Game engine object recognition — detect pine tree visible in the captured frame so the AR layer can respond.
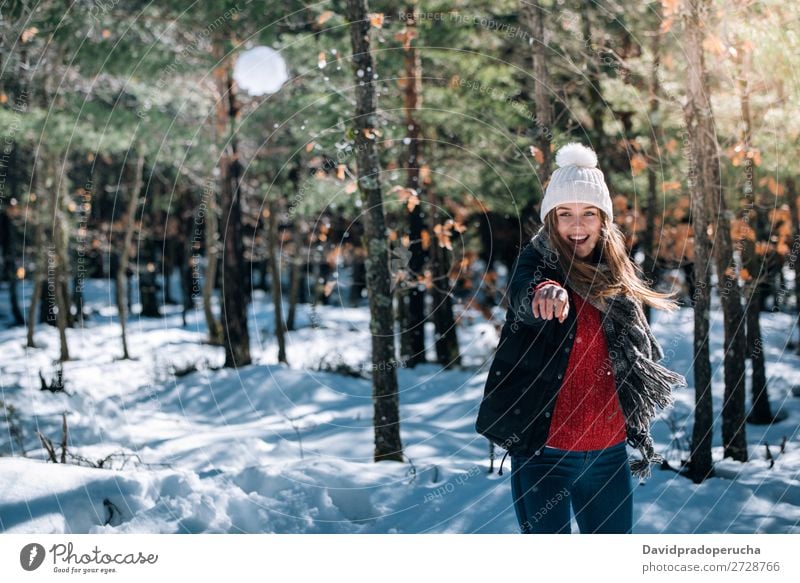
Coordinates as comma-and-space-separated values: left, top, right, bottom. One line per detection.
346, 0, 404, 462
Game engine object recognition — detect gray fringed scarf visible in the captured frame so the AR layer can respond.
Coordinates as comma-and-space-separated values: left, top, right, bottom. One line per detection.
531, 230, 688, 479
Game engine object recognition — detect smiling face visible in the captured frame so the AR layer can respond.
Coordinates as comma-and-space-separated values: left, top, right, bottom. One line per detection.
553, 203, 603, 259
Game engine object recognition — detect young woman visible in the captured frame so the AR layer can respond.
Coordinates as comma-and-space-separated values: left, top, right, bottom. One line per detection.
475, 142, 687, 534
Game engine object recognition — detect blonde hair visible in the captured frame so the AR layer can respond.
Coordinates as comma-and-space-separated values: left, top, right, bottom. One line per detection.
542, 208, 681, 312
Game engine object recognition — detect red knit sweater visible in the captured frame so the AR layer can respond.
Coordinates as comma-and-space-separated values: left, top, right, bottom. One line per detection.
533, 281, 626, 450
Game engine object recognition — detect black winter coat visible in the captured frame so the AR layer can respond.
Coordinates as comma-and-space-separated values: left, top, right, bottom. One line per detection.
475, 240, 608, 457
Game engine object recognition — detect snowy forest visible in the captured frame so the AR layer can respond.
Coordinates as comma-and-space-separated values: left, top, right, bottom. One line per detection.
1, 0, 799, 534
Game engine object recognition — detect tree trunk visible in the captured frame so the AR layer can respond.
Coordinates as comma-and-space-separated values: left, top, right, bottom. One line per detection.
683, 0, 716, 482
213, 34, 251, 368
286, 224, 303, 331
580, 5, 605, 155
520, 0, 553, 194
309, 243, 323, 310
117, 150, 145, 360
286, 169, 305, 331
202, 177, 223, 345
72, 268, 85, 327
427, 180, 461, 368
743, 263, 772, 423
733, 40, 773, 424
36, 148, 71, 361
348, 246, 366, 307
1, 141, 26, 326
26, 222, 45, 348
138, 252, 161, 318
684, 0, 748, 462
37, 186, 58, 328
786, 179, 800, 352
39, 276, 55, 326
204, 41, 225, 346
162, 235, 178, 305
643, 14, 663, 324
399, 7, 427, 367
267, 197, 287, 363
346, 0, 404, 463
50, 163, 70, 359
180, 236, 195, 327
1, 209, 25, 326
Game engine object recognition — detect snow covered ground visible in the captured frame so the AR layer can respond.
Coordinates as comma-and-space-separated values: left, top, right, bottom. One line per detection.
0, 274, 799, 533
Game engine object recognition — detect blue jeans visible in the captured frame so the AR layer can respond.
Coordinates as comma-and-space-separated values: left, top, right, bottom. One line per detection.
509, 441, 633, 533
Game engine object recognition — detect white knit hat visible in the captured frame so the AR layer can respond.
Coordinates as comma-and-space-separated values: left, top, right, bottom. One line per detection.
539, 142, 612, 222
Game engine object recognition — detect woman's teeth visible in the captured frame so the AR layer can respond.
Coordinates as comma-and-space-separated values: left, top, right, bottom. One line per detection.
569, 236, 589, 243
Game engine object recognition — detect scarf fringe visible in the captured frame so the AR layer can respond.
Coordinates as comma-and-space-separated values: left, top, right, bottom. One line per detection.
624, 358, 685, 430
630, 435, 665, 480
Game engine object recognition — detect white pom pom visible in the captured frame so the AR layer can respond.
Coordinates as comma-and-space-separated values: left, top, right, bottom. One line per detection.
555, 142, 598, 169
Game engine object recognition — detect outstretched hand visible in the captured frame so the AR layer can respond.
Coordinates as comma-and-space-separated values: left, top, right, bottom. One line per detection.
532, 283, 569, 323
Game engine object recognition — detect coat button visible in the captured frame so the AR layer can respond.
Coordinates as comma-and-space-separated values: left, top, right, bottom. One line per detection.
568, 333, 574, 339
556, 373, 563, 380
534, 449, 541, 456
544, 411, 551, 418
564, 347, 570, 353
